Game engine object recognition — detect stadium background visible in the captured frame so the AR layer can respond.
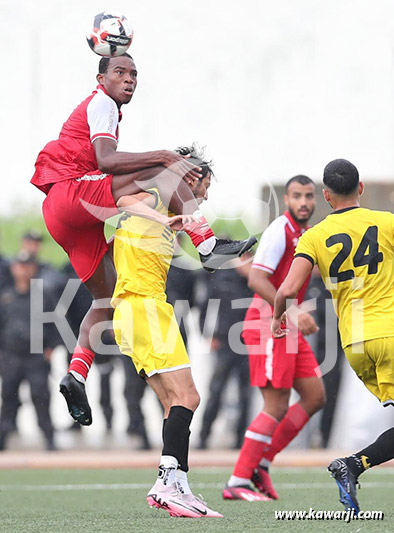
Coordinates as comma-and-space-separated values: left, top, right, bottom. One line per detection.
0, 0, 394, 456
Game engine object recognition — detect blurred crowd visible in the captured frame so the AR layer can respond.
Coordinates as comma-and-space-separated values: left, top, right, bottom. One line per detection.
0, 232, 342, 451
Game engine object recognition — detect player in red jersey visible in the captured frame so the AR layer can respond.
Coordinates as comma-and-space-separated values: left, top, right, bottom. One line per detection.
223, 175, 326, 501
31, 54, 256, 425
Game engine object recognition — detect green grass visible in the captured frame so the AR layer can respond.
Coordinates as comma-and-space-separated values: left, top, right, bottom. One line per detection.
0, 467, 392, 532
0, 213, 124, 267
0, 214, 67, 267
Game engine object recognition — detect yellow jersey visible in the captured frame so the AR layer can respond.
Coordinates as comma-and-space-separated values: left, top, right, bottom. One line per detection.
295, 207, 394, 348
112, 189, 175, 303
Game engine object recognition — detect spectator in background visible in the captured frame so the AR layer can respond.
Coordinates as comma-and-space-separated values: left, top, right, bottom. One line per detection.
61, 261, 92, 351
122, 355, 152, 449
94, 336, 117, 432
61, 261, 118, 432
0, 252, 59, 450
197, 254, 253, 449
62, 260, 150, 438
21, 230, 66, 299
20, 230, 43, 256
0, 245, 12, 291
166, 234, 198, 347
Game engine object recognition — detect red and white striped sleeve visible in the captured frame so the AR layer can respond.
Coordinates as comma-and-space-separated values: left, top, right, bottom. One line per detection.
252, 215, 287, 274
87, 91, 119, 143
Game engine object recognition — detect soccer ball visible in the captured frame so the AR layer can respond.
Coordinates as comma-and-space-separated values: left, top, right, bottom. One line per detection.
86, 12, 133, 57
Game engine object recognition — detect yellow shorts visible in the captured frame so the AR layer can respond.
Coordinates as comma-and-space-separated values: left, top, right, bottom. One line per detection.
113, 294, 190, 378
344, 337, 394, 406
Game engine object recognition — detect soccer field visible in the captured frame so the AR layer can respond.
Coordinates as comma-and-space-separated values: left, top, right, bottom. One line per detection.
0, 467, 392, 533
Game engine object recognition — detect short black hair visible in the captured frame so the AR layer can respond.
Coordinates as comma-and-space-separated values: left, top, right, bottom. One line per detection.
175, 143, 214, 179
98, 52, 133, 74
285, 174, 314, 191
23, 230, 43, 242
323, 159, 359, 195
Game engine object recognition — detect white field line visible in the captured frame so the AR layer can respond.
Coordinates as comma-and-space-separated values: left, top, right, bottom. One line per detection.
189, 466, 394, 476
0, 481, 394, 491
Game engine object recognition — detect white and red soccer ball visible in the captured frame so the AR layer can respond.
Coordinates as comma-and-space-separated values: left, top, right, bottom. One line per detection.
86, 12, 133, 57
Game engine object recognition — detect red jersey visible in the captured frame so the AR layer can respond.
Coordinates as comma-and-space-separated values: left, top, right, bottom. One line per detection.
31, 85, 121, 194
245, 211, 311, 324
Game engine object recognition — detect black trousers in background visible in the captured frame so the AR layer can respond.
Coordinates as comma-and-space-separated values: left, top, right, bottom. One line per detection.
199, 341, 251, 449
122, 355, 151, 449
94, 355, 117, 430
0, 351, 54, 445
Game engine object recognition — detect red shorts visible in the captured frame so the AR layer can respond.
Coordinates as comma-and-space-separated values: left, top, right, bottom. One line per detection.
42, 172, 118, 282
243, 324, 321, 389
244, 333, 321, 389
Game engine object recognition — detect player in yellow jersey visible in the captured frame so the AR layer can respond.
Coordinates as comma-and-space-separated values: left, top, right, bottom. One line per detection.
112, 145, 251, 518
271, 159, 394, 514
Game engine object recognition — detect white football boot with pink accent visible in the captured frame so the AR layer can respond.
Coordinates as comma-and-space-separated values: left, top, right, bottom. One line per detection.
180, 492, 223, 517
148, 480, 224, 518
147, 480, 196, 517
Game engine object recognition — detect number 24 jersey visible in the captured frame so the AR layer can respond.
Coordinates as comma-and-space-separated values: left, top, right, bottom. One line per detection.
295, 207, 394, 348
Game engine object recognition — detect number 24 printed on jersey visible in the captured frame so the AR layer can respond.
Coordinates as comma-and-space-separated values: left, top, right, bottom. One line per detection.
326, 225, 383, 282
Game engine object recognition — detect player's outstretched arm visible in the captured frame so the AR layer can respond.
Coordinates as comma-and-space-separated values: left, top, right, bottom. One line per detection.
94, 138, 202, 183
117, 193, 197, 230
272, 257, 313, 337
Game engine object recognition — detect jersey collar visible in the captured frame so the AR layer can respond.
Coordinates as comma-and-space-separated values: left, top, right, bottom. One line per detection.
96, 85, 123, 121
283, 210, 309, 233
331, 206, 360, 214
97, 84, 109, 96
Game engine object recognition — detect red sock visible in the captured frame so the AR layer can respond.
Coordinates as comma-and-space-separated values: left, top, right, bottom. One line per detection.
184, 216, 215, 248
233, 412, 278, 479
263, 403, 309, 462
68, 347, 95, 380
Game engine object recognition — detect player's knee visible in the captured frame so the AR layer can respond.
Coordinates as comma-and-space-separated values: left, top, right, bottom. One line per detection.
303, 387, 326, 415
276, 404, 289, 421
193, 390, 201, 411
184, 389, 200, 412
264, 401, 288, 421
264, 391, 290, 421
313, 381, 326, 411
160, 398, 172, 416
315, 387, 326, 412
166, 386, 200, 413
